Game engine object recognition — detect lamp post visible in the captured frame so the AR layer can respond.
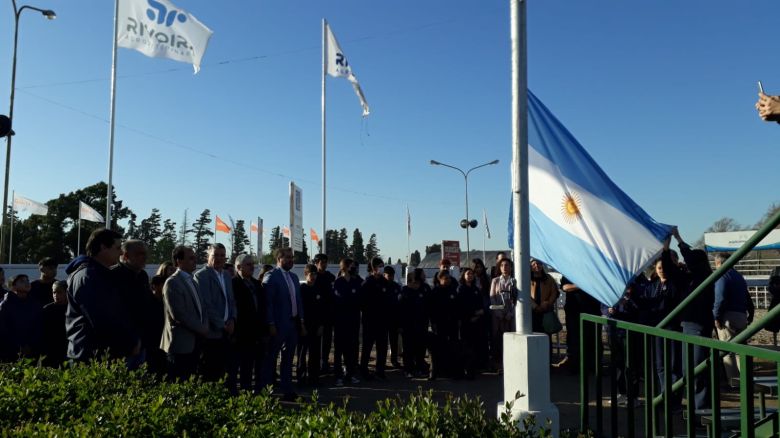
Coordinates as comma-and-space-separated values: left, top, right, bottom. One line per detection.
0, 1, 56, 263
430, 159, 499, 261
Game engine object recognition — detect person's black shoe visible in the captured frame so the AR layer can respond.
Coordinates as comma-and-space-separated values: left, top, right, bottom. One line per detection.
375, 372, 387, 380
391, 361, 402, 369
427, 373, 437, 381
281, 392, 298, 402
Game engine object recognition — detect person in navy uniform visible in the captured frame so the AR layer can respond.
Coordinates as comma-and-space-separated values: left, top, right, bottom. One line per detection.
297, 264, 324, 386
383, 265, 403, 369
457, 268, 484, 379
313, 254, 336, 374
400, 268, 430, 378
333, 258, 362, 387
359, 257, 393, 380
428, 270, 460, 380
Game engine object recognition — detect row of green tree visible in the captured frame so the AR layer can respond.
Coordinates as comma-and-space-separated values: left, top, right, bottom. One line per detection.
7, 182, 395, 266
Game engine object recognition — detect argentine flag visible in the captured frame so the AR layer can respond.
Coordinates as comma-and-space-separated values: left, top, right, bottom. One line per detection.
511, 91, 672, 307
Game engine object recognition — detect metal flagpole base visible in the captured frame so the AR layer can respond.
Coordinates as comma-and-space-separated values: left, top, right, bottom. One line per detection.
497, 332, 559, 437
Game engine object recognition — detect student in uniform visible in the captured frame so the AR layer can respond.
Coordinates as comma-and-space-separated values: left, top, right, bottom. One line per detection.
333, 258, 362, 386
457, 268, 484, 379
400, 269, 430, 378
428, 270, 460, 380
383, 266, 403, 369
359, 257, 392, 380
297, 264, 323, 386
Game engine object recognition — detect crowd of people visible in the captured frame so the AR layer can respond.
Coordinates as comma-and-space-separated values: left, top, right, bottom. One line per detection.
0, 226, 758, 407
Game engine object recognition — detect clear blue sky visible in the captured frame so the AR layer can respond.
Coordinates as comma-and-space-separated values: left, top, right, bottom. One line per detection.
1, 1, 778, 262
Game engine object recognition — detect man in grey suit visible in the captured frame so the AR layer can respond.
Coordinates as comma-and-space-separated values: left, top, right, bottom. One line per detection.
194, 243, 237, 383
261, 247, 305, 401
160, 246, 207, 381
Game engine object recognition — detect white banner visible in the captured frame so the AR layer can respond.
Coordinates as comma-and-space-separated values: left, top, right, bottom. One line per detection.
117, 0, 213, 73
705, 229, 780, 251
79, 201, 105, 223
325, 23, 370, 116
289, 182, 303, 253
13, 195, 48, 216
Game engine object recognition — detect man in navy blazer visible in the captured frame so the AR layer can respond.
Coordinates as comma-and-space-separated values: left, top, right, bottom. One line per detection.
261, 247, 305, 401
194, 243, 237, 383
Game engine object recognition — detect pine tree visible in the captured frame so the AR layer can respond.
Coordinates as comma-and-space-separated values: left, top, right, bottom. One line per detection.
410, 250, 421, 267
126, 213, 140, 239
338, 228, 349, 261
365, 233, 380, 262
269, 226, 282, 252
179, 209, 190, 245
191, 209, 214, 264
349, 228, 366, 263
154, 219, 178, 264
324, 230, 339, 261
138, 209, 163, 255
231, 220, 250, 260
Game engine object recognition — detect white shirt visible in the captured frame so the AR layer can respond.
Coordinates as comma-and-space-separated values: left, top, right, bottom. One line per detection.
283, 269, 298, 318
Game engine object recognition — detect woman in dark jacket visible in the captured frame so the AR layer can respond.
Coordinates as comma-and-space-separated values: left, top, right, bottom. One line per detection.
457, 268, 484, 379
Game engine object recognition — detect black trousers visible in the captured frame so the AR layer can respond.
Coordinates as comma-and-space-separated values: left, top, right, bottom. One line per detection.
388, 324, 400, 364
297, 330, 322, 383
360, 323, 388, 375
167, 350, 199, 382
334, 320, 359, 378
402, 326, 428, 373
320, 323, 333, 369
237, 342, 266, 392
201, 338, 228, 382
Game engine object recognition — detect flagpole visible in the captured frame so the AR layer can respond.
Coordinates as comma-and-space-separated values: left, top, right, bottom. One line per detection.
258, 217, 262, 262
8, 190, 13, 264
77, 208, 81, 256
482, 209, 487, 263
500, 0, 559, 432
406, 206, 410, 266
105, 0, 120, 229
321, 18, 327, 256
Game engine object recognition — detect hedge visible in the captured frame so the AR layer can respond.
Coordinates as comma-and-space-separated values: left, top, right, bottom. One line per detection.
0, 359, 559, 437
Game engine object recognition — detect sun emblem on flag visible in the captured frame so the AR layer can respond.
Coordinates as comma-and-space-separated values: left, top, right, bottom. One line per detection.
561, 191, 583, 223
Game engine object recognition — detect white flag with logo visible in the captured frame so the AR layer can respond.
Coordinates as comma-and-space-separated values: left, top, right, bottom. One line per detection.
117, 0, 213, 73
13, 195, 48, 216
326, 22, 370, 117
79, 201, 105, 223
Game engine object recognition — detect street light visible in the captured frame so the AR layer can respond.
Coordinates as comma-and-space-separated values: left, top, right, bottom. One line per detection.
430, 158, 499, 261
1, 1, 56, 262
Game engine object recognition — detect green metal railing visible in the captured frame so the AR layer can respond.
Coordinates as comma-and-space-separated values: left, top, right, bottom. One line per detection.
580, 209, 780, 437
579, 314, 780, 437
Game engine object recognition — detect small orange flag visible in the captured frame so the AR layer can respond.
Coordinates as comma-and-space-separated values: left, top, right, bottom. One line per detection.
310, 228, 319, 242
251, 223, 259, 232
282, 226, 290, 238
215, 215, 231, 233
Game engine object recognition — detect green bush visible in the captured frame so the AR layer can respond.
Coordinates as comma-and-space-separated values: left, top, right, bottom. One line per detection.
0, 360, 553, 437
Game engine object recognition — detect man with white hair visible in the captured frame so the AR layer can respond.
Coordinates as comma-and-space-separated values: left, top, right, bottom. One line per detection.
194, 243, 237, 384
232, 253, 267, 393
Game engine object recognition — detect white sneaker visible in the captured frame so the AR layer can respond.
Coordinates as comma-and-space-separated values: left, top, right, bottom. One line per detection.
349, 376, 361, 384
335, 378, 344, 387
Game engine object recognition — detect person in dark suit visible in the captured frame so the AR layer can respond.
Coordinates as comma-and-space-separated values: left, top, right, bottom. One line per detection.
29, 257, 58, 308
313, 254, 336, 374
112, 239, 153, 370
41, 281, 68, 367
359, 257, 393, 380
232, 253, 267, 393
298, 264, 324, 386
0, 275, 43, 361
65, 228, 139, 362
261, 247, 305, 401
194, 243, 237, 384
161, 246, 208, 381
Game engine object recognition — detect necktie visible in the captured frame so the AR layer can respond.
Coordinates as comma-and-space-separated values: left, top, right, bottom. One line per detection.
284, 271, 298, 317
